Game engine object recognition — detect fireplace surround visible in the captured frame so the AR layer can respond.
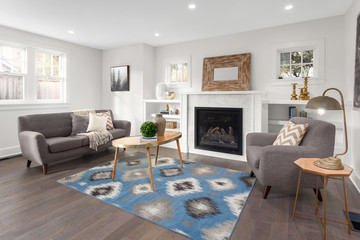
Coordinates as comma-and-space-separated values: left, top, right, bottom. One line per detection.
195, 107, 243, 155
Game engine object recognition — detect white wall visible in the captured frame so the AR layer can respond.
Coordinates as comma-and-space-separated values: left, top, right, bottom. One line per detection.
345, 0, 360, 191
101, 44, 156, 136
0, 25, 102, 158
155, 16, 346, 100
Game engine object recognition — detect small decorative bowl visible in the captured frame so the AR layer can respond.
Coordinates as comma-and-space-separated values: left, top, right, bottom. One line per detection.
165, 91, 176, 100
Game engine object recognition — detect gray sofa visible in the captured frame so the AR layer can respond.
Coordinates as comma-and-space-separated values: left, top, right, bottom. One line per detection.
18, 110, 131, 175
246, 117, 335, 199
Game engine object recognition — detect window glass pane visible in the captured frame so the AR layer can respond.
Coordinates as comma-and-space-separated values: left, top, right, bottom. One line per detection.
168, 63, 188, 83
0, 75, 23, 99
303, 50, 313, 63
291, 65, 301, 77
35, 52, 43, 63
291, 52, 301, 64
36, 64, 43, 75
280, 52, 290, 65
279, 65, 290, 79
182, 64, 188, 82
37, 77, 60, 99
302, 64, 313, 77
0, 46, 26, 74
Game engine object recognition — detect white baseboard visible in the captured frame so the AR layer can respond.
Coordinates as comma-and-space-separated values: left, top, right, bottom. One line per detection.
350, 171, 360, 194
0, 146, 21, 159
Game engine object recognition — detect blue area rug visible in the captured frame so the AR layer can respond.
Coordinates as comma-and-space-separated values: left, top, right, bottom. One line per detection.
57, 152, 255, 240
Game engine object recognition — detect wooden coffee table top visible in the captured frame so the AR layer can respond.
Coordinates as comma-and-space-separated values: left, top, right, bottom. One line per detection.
294, 158, 353, 177
112, 131, 182, 149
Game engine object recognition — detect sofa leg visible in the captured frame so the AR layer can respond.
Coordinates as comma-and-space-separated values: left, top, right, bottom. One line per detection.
313, 188, 323, 202
27, 160, 32, 168
263, 186, 271, 199
42, 164, 48, 175
249, 171, 255, 178
123, 148, 126, 151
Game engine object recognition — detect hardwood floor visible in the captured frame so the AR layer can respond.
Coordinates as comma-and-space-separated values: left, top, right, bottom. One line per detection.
1, 147, 360, 240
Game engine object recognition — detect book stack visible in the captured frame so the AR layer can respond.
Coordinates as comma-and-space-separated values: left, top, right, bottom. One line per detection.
289, 106, 298, 119
140, 136, 157, 142
160, 110, 169, 114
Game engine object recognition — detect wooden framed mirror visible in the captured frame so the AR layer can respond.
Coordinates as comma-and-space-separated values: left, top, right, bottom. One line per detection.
202, 53, 251, 91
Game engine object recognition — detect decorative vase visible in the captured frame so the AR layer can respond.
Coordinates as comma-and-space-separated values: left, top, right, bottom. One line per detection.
154, 114, 166, 136
156, 81, 169, 100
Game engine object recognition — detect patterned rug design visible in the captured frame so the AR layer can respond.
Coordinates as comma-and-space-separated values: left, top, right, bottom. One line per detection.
57, 153, 255, 240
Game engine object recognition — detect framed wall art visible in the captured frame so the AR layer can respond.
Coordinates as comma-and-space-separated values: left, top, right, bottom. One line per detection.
111, 65, 129, 91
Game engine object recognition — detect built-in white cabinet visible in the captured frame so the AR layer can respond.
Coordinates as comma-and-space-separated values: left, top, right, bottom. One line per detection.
143, 99, 182, 148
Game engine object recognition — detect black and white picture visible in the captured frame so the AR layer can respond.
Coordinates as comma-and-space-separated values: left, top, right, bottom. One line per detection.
354, 15, 360, 109
111, 65, 129, 91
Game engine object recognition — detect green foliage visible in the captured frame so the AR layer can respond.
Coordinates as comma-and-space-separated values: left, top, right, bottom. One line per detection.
140, 121, 157, 137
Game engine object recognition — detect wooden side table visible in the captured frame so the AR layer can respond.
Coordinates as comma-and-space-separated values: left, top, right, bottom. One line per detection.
111, 131, 183, 191
293, 158, 353, 240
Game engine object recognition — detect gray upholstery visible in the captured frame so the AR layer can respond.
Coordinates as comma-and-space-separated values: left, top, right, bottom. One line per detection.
18, 110, 131, 168
246, 117, 335, 189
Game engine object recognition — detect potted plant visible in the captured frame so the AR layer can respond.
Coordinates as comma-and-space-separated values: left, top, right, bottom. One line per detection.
140, 121, 157, 139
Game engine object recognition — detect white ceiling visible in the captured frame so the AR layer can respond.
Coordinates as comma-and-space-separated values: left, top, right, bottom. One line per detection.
0, 0, 353, 50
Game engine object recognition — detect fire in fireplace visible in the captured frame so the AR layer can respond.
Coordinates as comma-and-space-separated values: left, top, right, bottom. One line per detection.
195, 107, 243, 155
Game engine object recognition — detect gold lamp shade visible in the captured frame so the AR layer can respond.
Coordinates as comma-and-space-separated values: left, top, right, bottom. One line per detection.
305, 88, 348, 170
305, 96, 342, 110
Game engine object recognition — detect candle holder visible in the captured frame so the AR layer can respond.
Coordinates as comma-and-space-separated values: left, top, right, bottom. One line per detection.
302, 76, 310, 100
291, 83, 298, 100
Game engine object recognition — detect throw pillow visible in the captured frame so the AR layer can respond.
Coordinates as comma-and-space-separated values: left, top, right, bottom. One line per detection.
96, 111, 114, 130
87, 113, 108, 132
71, 114, 89, 135
273, 120, 308, 146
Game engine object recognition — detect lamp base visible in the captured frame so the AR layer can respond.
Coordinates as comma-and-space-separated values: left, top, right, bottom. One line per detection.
314, 157, 344, 170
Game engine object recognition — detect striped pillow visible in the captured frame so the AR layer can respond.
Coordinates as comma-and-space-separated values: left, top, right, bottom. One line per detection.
273, 120, 308, 146
96, 111, 114, 130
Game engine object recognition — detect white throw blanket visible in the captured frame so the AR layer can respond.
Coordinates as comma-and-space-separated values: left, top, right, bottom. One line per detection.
73, 109, 113, 151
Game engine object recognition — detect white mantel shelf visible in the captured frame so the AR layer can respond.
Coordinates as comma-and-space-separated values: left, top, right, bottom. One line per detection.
181, 91, 264, 95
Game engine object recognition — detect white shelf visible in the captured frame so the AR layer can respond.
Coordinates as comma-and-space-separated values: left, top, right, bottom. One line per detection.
151, 114, 181, 119
143, 99, 180, 103
181, 91, 264, 95
263, 99, 309, 105
166, 128, 180, 132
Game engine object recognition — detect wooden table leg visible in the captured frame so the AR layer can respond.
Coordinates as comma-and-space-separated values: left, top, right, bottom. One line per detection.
155, 146, 159, 166
146, 147, 155, 191
176, 139, 184, 169
112, 147, 119, 181
293, 170, 302, 221
342, 177, 351, 235
323, 176, 327, 240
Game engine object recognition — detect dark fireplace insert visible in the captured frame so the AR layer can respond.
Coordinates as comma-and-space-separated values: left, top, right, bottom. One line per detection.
195, 107, 243, 155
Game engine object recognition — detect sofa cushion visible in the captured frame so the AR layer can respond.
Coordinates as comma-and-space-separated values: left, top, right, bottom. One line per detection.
71, 114, 89, 135
273, 120, 308, 146
246, 146, 263, 169
109, 129, 126, 139
46, 136, 83, 153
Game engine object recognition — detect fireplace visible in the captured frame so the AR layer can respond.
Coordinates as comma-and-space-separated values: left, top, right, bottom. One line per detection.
195, 107, 243, 155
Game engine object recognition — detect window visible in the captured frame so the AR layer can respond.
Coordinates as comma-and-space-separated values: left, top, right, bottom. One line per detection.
273, 39, 325, 85
35, 50, 65, 100
0, 45, 26, 100
164, 56, 191, 88
0, 41, 66, 104
279, 50, 313, 79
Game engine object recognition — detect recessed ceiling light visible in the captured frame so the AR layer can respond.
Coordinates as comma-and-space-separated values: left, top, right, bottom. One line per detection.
67, 30, 75, 34
284, 5, 293, 10
154, 33, 160, 37
188, 4, 196, 9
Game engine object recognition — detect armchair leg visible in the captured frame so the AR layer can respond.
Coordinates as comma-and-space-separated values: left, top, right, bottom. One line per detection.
123, 148, 126, 151
42, 164, 48, 175
27, 160, 32, 168
313, 188, 323, 202
249, 171, 255, 177
263, 186, 271, 199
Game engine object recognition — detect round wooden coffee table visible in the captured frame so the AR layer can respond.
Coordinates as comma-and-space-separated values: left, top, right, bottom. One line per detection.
111, 131, 183, 191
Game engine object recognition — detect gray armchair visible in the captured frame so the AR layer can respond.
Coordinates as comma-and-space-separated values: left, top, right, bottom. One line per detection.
246, 117, 336, 199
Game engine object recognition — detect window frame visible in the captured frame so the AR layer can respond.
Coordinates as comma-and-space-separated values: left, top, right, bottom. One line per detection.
0, 42, 27, 102
0, 40, 67, 105
272, 39, 325, 86
163, 56, 191, 89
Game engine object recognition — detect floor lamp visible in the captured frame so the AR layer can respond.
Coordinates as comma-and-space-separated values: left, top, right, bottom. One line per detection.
305, 88, 348, 170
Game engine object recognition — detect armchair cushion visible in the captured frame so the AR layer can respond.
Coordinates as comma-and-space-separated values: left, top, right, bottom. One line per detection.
273, 120, 308, 146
